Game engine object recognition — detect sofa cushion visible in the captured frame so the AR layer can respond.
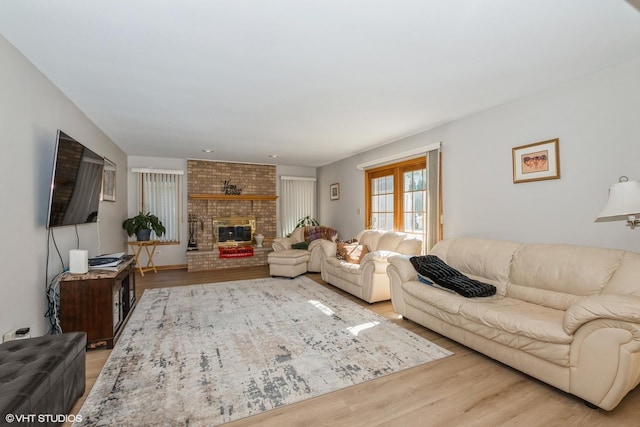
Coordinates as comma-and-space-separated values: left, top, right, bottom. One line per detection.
404, 277, 570, 346
458, 298, 571, 345
289, 227, 305, 243
508, 244, 623, 310
395, 237, 423, 255
402, 280, 467, 315
358, 230, 384, 251
432, 238, 522, 297
377, 232, 410, 251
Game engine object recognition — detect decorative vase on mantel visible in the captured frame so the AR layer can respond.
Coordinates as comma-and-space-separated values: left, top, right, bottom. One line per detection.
254, 234, 265, 248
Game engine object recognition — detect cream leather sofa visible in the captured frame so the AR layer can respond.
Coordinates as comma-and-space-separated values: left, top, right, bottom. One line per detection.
272, 226, 338, 272
387, 238, 640, 410
319, 230, 422, 303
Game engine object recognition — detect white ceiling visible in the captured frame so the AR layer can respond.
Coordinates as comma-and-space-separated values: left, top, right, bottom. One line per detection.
1, 1, 640, 167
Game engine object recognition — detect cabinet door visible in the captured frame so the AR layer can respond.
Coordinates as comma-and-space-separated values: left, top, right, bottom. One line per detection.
120, 265, 136, 315
112, 280, 123, 333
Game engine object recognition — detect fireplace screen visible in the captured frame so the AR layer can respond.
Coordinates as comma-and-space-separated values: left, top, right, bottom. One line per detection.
213, 217, 256, 246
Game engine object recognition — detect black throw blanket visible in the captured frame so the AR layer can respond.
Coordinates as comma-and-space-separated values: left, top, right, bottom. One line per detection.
410, 255, 496, 298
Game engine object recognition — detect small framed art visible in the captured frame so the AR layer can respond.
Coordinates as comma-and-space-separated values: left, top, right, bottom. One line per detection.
512, 138, 560, 184
330, 183, 340, 200
102, 158, 116, 201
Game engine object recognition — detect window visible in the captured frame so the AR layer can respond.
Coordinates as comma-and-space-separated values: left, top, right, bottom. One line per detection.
135, 170, 182, 242
280, 176, 316, 237
365, 151, 441, 253
366, 158, 426, 237
403, 166, 427, 237
369, 171, 395, 231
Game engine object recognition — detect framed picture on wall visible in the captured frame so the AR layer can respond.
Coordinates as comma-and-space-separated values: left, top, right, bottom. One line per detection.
512, 138, 560, 183
330, 183, 340, 200
102, 158, 116, 201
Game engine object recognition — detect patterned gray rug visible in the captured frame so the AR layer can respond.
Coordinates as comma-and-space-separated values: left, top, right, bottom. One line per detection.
75, 276, 452, 426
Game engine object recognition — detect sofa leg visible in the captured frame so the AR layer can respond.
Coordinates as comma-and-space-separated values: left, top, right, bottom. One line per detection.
583, 400, 598, 409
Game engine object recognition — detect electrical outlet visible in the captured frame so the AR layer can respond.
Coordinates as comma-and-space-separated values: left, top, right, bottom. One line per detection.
3, 329, 16, 342
3, 327, 31, 342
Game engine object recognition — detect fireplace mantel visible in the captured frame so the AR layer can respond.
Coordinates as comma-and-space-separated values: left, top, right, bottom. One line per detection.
189, 194, 278, 201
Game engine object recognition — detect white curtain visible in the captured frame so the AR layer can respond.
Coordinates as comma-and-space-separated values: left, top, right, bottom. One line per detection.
138, 172, 181, 242
425, 146, 441, 253
280, 176, 316, 237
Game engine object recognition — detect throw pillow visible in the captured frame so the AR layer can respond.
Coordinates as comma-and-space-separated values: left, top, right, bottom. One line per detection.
336, 239, 357, 260
291, 241, 309, 250
345, 244, 369, 264
336, 242, 349, 260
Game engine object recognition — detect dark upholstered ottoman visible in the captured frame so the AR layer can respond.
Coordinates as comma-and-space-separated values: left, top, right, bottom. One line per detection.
0, 332, 86, 426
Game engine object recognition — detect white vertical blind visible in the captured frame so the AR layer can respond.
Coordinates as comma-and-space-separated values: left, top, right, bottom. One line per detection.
137, 172, 181, 242
280, 176, 316, 237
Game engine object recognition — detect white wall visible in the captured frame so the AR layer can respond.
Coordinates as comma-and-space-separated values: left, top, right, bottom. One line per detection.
319, 58, 640, 252
0, 36, 128, 337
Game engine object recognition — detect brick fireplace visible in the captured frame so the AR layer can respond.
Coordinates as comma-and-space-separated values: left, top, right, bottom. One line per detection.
186, 160, 277, 271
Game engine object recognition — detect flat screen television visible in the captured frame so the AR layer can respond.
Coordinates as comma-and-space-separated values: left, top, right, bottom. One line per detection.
46, 130, 105, 228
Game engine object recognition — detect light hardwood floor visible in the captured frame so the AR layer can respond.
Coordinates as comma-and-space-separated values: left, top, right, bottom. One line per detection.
67, 267, 640, 426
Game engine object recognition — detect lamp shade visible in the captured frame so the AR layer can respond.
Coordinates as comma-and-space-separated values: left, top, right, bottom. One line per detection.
597, 180, 640, 220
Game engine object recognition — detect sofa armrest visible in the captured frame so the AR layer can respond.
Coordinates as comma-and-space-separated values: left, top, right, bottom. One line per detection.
317, 239, 337, 258
387, 254, 419, 283
272, 237, 295, 251
361, 250, 399, 273
564, 294, 640, 335
307, 239, 324, 251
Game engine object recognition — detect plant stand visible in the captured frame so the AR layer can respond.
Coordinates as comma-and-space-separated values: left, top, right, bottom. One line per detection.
128, 240, 159, 276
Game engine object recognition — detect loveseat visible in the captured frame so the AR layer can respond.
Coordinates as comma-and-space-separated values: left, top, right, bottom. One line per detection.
272, 225, 338, 272
387, 238, 640, 410
319, 230, 422, 303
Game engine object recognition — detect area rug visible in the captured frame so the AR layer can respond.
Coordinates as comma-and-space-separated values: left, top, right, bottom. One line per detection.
75, 276, 452, 426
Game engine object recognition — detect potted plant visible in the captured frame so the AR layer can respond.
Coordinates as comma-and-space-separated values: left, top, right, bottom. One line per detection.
122, 211, 166, 241
286, 216, 320, 237
294, 215, 319, 228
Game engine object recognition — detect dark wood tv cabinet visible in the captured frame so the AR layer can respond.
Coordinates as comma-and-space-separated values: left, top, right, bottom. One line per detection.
60, 258, 136, 349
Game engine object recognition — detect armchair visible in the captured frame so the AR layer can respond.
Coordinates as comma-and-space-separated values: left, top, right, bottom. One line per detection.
272, 225, 338, 272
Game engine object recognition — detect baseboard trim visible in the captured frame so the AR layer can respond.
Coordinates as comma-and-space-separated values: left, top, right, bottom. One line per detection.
155, 264, 188, 271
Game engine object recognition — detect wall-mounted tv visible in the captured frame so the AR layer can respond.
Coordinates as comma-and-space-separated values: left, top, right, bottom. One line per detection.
47, 130, 105, 228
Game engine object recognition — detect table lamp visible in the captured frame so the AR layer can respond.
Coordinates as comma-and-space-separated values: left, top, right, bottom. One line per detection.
596, 176, 640, 229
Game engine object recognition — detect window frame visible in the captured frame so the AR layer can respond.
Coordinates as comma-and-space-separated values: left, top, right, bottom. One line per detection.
365, 158, 427, 232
